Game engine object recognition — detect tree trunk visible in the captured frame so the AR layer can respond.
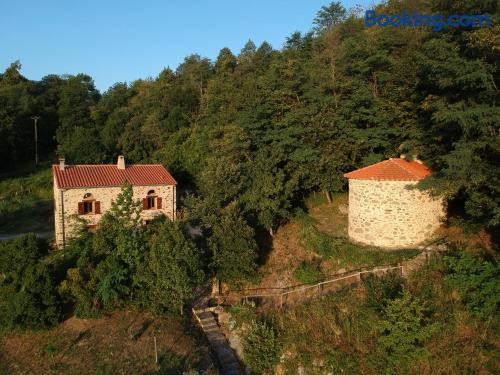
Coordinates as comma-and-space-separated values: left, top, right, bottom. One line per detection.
269, 227, 274, 237
371, 71, 378, 98
324, 191, 333, 204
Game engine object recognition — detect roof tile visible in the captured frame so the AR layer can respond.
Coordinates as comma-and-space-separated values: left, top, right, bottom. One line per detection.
53, 164, 177, 189
344, 158, 431, 181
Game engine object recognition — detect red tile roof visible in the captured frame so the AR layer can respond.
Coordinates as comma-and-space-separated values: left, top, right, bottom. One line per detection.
344, 158, 431, 181
53, 164, 177, 189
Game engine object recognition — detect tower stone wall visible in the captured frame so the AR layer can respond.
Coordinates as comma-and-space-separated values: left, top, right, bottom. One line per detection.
347, 179, 444, 249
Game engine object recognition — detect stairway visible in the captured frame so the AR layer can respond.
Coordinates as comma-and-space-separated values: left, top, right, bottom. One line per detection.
193, 308, 243, 375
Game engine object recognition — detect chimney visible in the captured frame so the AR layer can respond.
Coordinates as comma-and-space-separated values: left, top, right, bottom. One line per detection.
59, 157, 65, 171
400, 154, 406, 160
117, 155, 126, 170
412, 154, 423, 164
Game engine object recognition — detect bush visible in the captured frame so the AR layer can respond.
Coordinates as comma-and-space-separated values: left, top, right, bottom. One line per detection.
0, 234, 62, 331
243, 320, 282, 374
363, 272, 404, 312
377, 289, 437, 374
229, 300, 257, 330
294, 260, 323, 284
445, 251, 499, 318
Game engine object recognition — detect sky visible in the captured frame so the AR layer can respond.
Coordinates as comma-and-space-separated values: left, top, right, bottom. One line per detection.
1, 0, 374, 92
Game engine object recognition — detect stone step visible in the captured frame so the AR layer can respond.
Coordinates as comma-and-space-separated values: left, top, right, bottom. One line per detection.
193, 308, 242, 375
196, 311, 213, 320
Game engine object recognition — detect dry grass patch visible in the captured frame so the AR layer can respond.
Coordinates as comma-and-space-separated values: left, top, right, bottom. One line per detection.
0, 310, 216, 375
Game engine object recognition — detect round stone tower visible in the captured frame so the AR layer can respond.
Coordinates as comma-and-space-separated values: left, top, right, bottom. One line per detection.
344, 157, 444, 249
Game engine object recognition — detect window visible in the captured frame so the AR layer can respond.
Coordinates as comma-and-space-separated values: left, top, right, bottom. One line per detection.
83, 201, 93, 214
143, 190, 161, 210
78, 193, 101, 215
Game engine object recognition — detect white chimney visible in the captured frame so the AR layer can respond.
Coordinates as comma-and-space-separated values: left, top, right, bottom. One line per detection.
400, 154, 406, 160
59, 157, 65, 171
117, 155, 126, 170
412, 154, 423, 164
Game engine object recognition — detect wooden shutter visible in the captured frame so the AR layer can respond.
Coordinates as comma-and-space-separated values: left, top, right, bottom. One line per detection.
94, 201, 101, 214
142, 198, 148, 210
78, 202, 84, 215
156, 197, 162, 209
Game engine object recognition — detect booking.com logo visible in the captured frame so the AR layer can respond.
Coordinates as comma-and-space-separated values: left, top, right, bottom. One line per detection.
365, 10, 491, 31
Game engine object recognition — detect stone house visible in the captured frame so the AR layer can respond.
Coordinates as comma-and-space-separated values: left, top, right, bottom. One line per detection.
344, 157, 444, 249
52, 156, 177, 248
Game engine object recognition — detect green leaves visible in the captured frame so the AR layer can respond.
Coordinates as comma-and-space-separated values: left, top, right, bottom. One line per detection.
208, 203, 258, 283
0, 234, 62, 331
377, 289, 437, 374
445, 252, 500, 318
242, 320, 282, 374
144, 221, 204, 314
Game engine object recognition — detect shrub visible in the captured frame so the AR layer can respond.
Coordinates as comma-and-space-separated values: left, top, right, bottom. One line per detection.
294, 260, 323, 284
0, 234, 62, 331
229, 300, 257, 330
445, 251, 499, 318
363, 271, 404, 312
377, 289, 437, 374
243, 320, 282, 374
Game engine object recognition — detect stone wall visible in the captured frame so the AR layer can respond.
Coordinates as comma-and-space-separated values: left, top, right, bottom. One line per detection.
347, 179, 444, 249
54, 180, 176, 247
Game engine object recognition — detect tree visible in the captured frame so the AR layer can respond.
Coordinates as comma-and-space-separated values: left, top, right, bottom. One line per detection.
313, 1, 346, 34
144, 220, 204, 314
377, 289, 437, 373
209, 204, 258, 285
445, 252, 499, 318
0, 234, 62, 330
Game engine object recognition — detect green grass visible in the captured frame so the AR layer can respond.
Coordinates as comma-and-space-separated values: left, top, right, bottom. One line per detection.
293, 260, 324, 284
0, 167, 53, 234
295, 211, 419, 270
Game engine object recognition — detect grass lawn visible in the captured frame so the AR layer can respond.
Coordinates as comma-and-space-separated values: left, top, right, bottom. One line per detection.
0, 165, 53, 235
0, 310, 216, 375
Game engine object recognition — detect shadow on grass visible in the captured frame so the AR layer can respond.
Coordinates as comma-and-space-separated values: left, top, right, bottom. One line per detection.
0, 199, 53, 234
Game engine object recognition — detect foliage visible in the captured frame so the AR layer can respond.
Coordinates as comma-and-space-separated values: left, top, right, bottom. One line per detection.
229, 300, 257, 331
142, 220, 204, 314
242, 320, 282, 375
297, 214, 419, 268
363, 272, 404, 312
377, 289, 437, 374
293, 260, 324, 284
0, 167, 53, 233
208, 203, 258, 283
2, 0, 499, 236
445, 251, 500, 318
0, 234, 62, 330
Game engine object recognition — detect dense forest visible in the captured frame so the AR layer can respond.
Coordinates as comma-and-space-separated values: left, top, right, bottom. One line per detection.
1, 0, 498, 236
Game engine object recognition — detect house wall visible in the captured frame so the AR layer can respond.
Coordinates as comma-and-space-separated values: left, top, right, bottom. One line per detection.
54, 182, 176, 248
347, 179, 444, 249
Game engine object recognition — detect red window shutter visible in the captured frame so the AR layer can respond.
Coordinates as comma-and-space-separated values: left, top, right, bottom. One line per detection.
78, 202, 84, 215
156, 197, 162, 209
143, 198, 148, 210
94, 201, 101, 214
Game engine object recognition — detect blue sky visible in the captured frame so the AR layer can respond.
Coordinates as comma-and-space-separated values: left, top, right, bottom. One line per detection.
1, 0, 374, 92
